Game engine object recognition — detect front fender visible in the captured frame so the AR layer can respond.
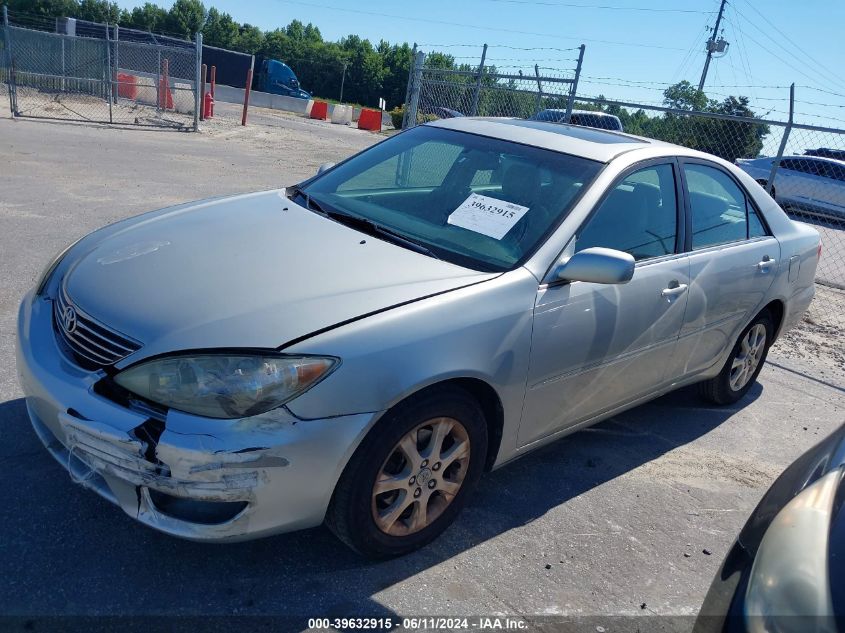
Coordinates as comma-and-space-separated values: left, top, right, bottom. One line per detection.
282, 268, 539, 465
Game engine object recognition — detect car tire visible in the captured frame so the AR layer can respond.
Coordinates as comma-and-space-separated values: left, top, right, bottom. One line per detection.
325, 385, 488, 558
699, 312, 774, 405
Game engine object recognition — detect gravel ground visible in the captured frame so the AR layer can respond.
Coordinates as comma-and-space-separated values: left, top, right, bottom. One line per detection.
774, 283, 845, 386
1, 112, 844, 630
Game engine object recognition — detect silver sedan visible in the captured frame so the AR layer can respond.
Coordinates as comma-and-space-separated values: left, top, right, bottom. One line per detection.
17, 118, 820, 557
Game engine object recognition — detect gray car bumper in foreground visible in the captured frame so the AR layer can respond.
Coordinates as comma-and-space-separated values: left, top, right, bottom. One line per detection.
16, 291, 379, 542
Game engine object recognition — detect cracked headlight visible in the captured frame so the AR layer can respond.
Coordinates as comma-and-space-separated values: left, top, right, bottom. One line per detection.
114, 353, 338, 419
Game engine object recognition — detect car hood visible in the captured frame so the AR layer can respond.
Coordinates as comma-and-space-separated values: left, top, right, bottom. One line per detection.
62, 189, 496, 364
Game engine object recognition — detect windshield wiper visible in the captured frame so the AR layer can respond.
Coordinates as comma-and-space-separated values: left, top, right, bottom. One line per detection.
325, 210, 442, 260
287, 184, 330, 216
288, 187, 441, 260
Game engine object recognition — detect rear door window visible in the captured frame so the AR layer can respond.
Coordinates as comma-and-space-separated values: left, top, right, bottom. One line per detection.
684, 163, 767, 249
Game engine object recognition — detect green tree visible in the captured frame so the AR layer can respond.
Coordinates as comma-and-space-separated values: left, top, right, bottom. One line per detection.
663, 80, 708, 111
235, 23, 264, 53
303, 23, 322, 43
703, 95, 769, 160
6, 0, 78, 19
166, 0, 206, 38
123, 2, 168, 31
77, 0, 120, 23
203, 7, 239, 48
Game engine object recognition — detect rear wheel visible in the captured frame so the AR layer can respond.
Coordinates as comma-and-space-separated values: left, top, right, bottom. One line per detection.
326, 386, 487, 558
699, 312, 774, 405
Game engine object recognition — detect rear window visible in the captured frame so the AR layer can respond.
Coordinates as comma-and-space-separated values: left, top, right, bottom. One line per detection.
535, 110, 564, 122
569, 113, 622, 131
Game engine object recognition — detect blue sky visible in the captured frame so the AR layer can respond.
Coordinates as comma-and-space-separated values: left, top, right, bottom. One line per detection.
116, 0, 844, 132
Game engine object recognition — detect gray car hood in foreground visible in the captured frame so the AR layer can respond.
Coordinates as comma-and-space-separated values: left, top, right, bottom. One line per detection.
62, 189, 496, 363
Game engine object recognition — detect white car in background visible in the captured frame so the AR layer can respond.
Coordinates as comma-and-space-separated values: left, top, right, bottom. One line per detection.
736, 154, 845, 220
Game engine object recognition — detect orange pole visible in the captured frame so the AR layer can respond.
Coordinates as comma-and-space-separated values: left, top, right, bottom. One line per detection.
199, 63, 207, 121
242, 69, 253, 126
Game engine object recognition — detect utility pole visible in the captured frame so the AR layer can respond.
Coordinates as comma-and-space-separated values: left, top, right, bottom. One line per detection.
698, 0, 729, 92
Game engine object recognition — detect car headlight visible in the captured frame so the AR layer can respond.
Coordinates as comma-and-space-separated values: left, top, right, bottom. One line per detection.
114, 353, 339, 419
35, 236, 85, 296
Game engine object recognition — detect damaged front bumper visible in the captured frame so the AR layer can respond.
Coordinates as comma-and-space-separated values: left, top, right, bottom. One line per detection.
16, 291, 379, 542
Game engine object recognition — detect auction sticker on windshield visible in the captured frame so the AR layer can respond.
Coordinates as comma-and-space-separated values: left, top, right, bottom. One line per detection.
447, 193, 529, 240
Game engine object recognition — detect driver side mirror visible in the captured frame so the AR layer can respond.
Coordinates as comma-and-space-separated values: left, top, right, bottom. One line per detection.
553, 247, 635, 284
316, 162, 335, 176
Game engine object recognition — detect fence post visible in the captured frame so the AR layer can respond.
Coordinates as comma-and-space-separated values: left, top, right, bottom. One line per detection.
534, 64, 543, 115
401, 43, 417, 129
193, 31, 202, 131
766, 83, 794, 196
242, 55, 254, 126
104, 23, 113, 123
199, 62, 206, 121
156, 48, 161, 114
4, 4, 17, 116
470, 43, 488, 117
112, 24, 118, 104
405, 50, 425, 129
61, 37, 66, 91
564, 44, 585, 123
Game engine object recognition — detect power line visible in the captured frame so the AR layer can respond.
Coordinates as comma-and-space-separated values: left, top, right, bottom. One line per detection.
419, 44, 580, 52
727, 2, 758, 106
671, 2, 718, 83
737, 0, 842, 90
728, 5, 845, 93
798, 86, 845, 100
722, 15, 845, 95
484, 0, 714, 12
274, 0, 686, 50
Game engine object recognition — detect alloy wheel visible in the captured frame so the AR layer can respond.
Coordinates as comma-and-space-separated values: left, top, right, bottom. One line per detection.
729, 323, 767, 391
371, 417, 470, 536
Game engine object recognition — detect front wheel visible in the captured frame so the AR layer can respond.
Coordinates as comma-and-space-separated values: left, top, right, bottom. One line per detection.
326, 386, 487, 558
699, 312, 774, 405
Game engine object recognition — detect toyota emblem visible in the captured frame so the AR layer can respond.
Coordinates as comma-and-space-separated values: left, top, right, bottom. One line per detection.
62, 305, 78, 334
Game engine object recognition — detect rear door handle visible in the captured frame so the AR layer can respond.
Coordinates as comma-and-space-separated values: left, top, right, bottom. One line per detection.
661, 283, 688, 298
757, 256, 773, 271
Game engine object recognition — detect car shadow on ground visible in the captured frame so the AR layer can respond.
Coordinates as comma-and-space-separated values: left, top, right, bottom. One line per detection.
0, 384, 761, 621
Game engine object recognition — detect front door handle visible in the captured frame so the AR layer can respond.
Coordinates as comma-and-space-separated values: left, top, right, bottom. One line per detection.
661, 282, 688, 298
757, 256, 773, 272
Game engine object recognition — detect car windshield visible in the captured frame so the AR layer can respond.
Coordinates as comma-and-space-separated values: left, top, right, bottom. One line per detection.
300, 126, 602, 271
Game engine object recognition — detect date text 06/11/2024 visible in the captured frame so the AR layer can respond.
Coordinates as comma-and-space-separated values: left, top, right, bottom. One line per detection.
306, 617, 529, 630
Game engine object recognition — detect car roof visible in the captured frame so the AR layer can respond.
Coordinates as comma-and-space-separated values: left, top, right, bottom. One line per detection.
785, 154, 845, 167
538, 108, 618, 117
428, 116, 660, 163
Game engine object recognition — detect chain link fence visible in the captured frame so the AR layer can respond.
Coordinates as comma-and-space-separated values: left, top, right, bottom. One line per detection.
405, 54, 844, 332
2, 20, 200, 130
404, 46, 584, 128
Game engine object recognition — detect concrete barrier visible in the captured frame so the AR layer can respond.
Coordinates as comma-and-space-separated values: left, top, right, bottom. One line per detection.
213, 83, 395, 128
172, 82, 194, 114
330, 104, 353, 125
135, 76, 157, 107
214, 84, 311, 115
119, 68, 197, 115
